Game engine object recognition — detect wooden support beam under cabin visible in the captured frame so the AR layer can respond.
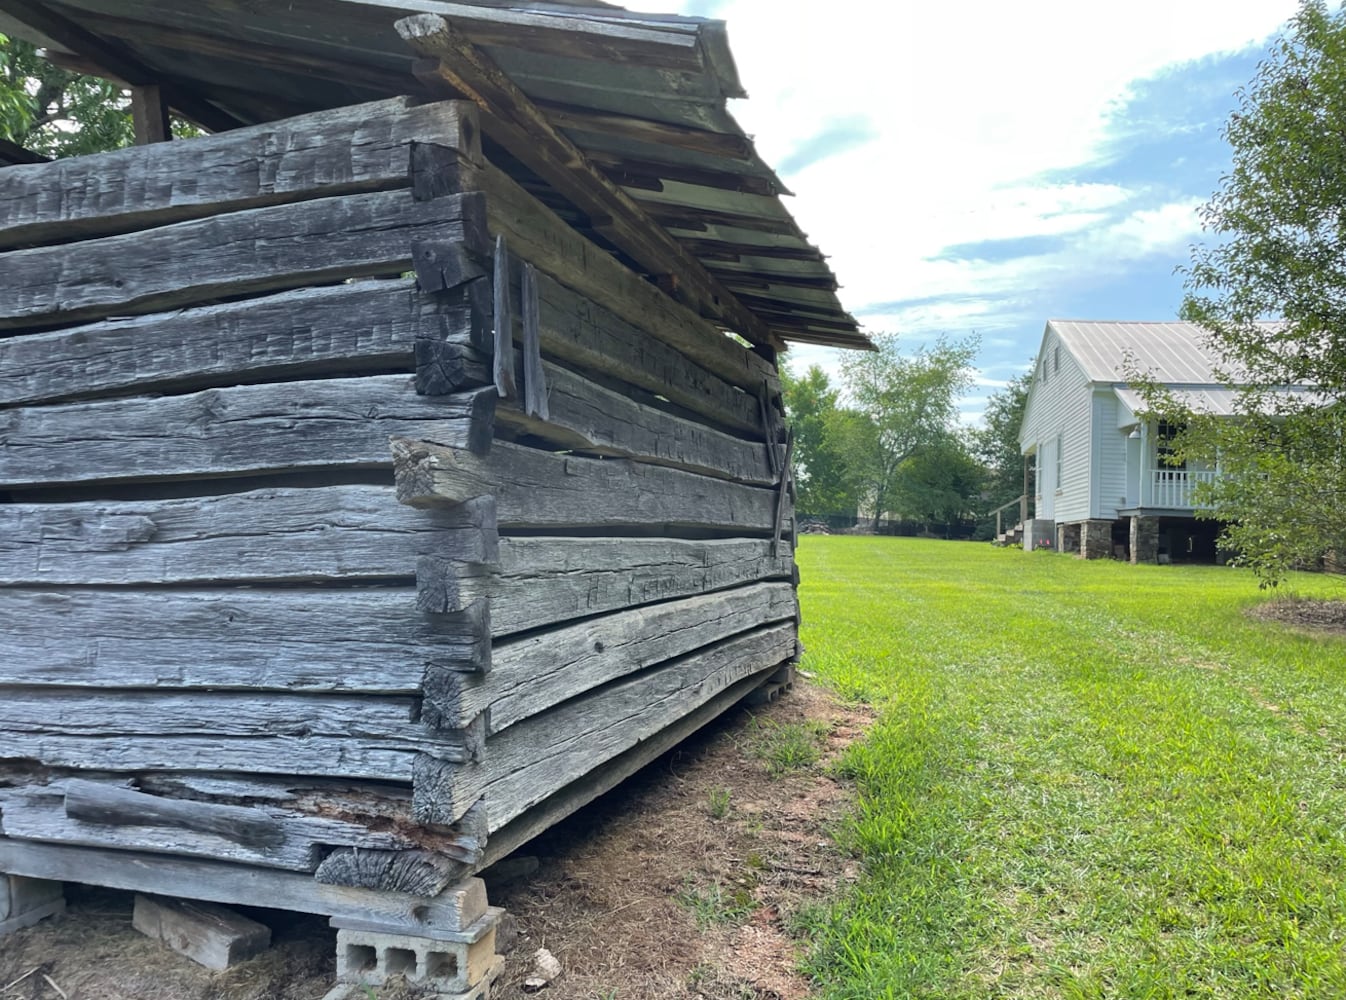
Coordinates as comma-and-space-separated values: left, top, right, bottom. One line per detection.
395, 13, 776, 347
0, 0, 241, 134
131, 84, 171, 144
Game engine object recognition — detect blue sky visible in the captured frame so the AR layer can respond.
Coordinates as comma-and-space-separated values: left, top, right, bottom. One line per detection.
625, 0, 1302, 422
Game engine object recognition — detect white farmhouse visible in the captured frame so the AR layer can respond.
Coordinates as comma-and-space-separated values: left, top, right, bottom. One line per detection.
1017, 320, 1244, 563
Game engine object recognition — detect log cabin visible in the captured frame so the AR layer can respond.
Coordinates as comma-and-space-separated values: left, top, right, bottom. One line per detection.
0, 0, 871, 988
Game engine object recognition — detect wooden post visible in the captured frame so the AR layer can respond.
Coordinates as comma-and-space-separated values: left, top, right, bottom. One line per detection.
131, 85, 171, 145
1021, 458, 1030, 524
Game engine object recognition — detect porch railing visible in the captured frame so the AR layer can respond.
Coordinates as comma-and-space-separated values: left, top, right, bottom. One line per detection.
989, 494, 1028, 537
1149, 468, 1217, 509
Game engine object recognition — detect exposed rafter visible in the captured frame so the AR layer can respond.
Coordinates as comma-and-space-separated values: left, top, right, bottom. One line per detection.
395, 12, 777, 348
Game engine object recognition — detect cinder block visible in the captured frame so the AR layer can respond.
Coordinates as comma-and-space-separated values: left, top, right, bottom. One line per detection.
0, 876, 65, 936
336, 918, 499, 994
321, 955, 505, 1000
132, 894, 271, 970
331, 903, 503, 944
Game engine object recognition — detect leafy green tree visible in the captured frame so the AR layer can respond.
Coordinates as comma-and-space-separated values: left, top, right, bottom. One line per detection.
972, 364, 1034, 514
1173, 0, 1346, 584
839, 333, 978, 527
0, 35, 135, 157
887, 430, 984, 531
780, 363, 863, 515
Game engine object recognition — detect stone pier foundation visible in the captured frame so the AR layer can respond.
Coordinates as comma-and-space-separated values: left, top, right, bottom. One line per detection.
1081, 520, 1113, 560
1130, 515, 1159, 564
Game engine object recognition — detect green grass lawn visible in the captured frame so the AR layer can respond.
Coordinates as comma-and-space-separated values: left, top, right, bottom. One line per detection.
795, 536, 1346, 999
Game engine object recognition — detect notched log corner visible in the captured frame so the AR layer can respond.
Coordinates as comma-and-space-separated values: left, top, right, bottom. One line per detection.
314, 847, 469, 897
393, 435, 487, 507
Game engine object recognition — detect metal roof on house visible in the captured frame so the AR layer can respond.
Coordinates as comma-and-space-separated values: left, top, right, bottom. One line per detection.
0, 0, 870, 351
1047, 320, 1227, 384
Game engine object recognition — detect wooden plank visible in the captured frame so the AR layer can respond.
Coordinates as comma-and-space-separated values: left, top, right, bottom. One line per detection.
393, 437, 779, 532
478, 164, 780, 394
65, 779, 282, 849
534, 101, 753, 160
430, 582, 799, 733
0, 487, 496, 585
518, 262, 762, 435
0, 377, 494, 487
130, 85, 171, 145
496, 356, 774, 485
0, 840, 496, 931
481, 666, 767, 869
132, 895, 271, 970
398, 14, 772, 347
0, 588, 490, 691
0, 190, 486, 330
0, 98, 480, 249
423, 536, 794, 637
413, 623, 795, 827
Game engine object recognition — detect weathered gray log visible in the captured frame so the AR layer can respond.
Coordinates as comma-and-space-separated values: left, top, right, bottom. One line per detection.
315, 849, 469, 897
481, 665, 771, 870
1, 378, 495, 487
496, 356, 774, 485
0, 689, 481, 756
0, 190, 487, 329
480, 164, 779, 393
0, 840, 492, 932
491, 234, 517, 398
419, 535, 794, 637
64, 779, 283, 848
1, 734, 417, 782
0, 588, 491, 690
0, 487, 496, 585
519, 261, 548, 419
520, 261, 763, 435
0, 98, 481, 249
393, 437, 779, 532
413, 622, 795, 826
426, 582, 798, 733
0, 279, 420, 407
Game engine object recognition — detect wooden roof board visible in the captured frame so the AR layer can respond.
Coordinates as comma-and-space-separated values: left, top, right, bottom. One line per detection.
3, 0, 869, 350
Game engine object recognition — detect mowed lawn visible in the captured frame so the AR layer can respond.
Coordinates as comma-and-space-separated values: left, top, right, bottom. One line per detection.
795, 536, 1346, 1000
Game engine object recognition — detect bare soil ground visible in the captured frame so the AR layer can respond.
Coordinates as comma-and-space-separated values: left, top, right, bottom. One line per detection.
0, 682, 867, 1000
1248, 596, 1346, 635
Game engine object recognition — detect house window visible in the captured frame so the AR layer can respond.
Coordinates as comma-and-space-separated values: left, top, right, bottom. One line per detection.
1156, 420, 1186, 469
1055, 432, 1063, 491
1053, 345, 1060, 373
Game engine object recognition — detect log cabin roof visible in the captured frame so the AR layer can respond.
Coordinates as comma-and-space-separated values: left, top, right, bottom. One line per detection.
0, 0, 871, 351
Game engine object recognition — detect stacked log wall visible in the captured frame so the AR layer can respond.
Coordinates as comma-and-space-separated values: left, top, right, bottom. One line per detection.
0, 96, 798, 899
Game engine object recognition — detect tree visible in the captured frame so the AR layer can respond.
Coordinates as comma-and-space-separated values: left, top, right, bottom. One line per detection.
780, 363, 863, 515
0, 35, 135, 157
838, 333, 978, 527
1173, 0, 1346, 584
972, 364, 1034, 514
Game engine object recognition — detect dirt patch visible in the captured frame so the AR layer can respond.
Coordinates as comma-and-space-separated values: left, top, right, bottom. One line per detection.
0, 682, 867, 1000
1248, 597, 1346, 636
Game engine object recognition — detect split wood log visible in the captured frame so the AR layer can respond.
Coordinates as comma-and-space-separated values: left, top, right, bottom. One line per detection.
0, 785, 411, 873
64, 779, 283, 848
478, 164, 779, 393
413, 622, 796, 826
0, 98, 481, 249
0, 840, 491, 933
315, 849, 469, 897
419, 535, 794, 637
0, 279, 483, 408
495, 356, 774, 485
393, 437, 778, 532
519, 261, 548, 419
0, 190, 487, 330
0, 378, 495, 488
0, 487, 496, 585
491, 234, 517, 398
0, 588, 490, 691
132, 895, 272, 971
427, 582, 799, 733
